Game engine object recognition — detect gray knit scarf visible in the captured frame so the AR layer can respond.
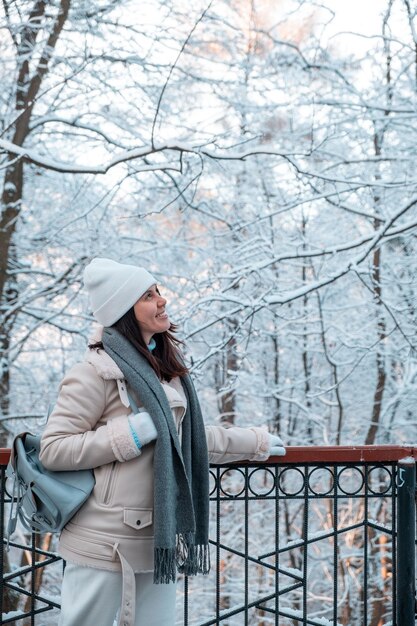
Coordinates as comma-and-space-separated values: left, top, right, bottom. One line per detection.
102, 327, 210, 584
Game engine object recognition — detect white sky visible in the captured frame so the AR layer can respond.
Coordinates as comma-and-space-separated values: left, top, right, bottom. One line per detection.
328, 0, 383, 33
321, 0, 407, 55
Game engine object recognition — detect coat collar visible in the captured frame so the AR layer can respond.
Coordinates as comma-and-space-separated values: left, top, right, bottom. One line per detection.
84, 326, 124, 380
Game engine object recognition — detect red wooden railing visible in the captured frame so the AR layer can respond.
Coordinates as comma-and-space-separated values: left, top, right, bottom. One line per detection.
271, 444, 417, 463
2, 444, 417, 466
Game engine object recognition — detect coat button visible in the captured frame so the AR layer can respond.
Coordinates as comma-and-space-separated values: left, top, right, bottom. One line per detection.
136, 519, 141, 526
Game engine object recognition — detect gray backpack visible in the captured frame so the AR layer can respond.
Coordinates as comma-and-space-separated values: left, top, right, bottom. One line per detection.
6, 431, 95, 542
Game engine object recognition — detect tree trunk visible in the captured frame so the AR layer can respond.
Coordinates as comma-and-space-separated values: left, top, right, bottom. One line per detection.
0, 0, 71, 438
364, 4, 393, 445
301, 214, 313, 442
364, 227, 387, 447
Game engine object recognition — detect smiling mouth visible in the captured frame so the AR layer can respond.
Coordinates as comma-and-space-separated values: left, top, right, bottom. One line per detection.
156, 312, 168, 318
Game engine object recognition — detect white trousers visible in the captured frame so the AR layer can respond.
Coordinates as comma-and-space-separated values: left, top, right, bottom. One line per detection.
59, 562, 177, 626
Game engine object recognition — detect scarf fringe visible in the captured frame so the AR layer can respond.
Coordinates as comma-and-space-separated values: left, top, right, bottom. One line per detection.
154, 547, 177, 584
154, 535, 211, 584
178, 542, 211, 576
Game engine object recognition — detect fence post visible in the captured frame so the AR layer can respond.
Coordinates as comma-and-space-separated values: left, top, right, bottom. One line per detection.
0, 466, 4, 620
396, 457, 416, 626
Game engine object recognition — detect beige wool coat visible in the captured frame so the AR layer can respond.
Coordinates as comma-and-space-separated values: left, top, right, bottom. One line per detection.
40, 332, 271, 581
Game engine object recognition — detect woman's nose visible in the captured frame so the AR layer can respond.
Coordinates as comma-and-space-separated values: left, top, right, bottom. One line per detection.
158, 296, 167, 306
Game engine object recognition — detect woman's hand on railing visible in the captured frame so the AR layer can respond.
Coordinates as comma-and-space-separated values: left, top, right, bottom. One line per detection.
268, 434, 286, 457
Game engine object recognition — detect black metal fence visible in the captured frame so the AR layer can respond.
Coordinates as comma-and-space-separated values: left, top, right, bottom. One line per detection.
1, 447, 416, 626
1, 462, 61, 625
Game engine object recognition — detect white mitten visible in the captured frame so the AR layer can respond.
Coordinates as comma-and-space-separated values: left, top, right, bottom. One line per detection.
128, 411, 158, 450
268, 433, 286, 457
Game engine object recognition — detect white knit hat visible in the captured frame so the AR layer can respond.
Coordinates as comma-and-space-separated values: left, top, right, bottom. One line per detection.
83, 257, 156, 326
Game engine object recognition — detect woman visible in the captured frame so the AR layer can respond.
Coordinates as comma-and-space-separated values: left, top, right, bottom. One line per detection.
40, 257, 285, 626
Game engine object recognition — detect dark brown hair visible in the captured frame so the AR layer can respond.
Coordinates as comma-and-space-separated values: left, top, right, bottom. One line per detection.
89, 307, 188, 381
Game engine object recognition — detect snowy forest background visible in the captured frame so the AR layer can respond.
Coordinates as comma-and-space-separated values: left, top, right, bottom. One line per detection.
1, 0, 417, 624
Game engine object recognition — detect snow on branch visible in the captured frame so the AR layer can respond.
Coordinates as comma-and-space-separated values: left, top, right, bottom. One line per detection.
0, 137, 292, 174
0, 138, 184, 174
265, 196, 417, 305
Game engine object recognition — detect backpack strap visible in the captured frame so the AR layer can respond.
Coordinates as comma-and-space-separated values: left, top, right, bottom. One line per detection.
6, 464, 20, 548
126, 389, 139, 414
118, 378, 142, 415
5, 433, 29, 548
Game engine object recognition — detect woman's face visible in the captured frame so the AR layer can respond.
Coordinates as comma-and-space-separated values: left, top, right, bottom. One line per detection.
133, 284, 170, 344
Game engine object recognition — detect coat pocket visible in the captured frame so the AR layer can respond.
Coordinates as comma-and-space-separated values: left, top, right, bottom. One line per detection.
123, 508, 153, 530
99, 461, 119, 505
